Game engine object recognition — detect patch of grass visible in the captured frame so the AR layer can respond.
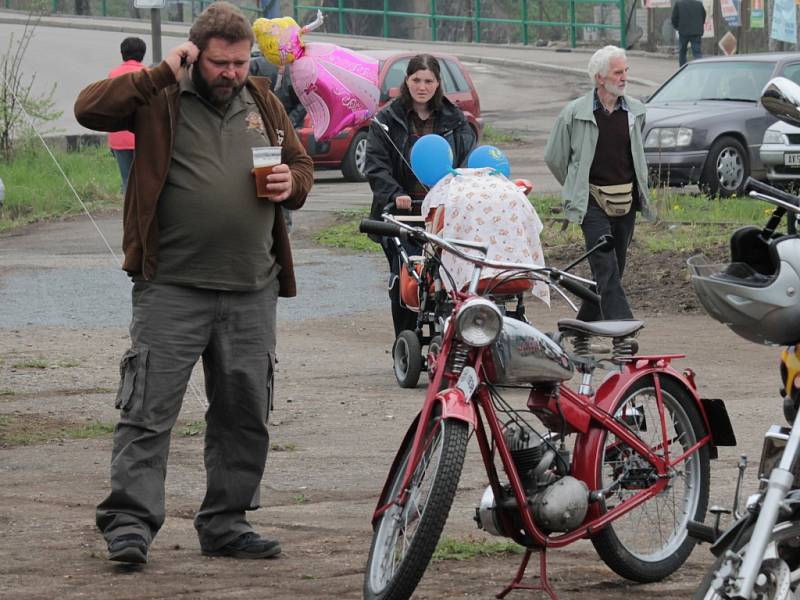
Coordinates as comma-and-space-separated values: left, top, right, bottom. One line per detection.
0, 389, 15, 396
0, 145, 120, 232
294, 493, 308, 504
12, 358, 50, 369
10, 357, 81, 369
312, 208, 380, 253
0, 417, 115, 446
311, 187, 766, 257
178, 420, 205, 437
432, 537, 524, 561
481, 124, 521, 145
270, 441, 297, 452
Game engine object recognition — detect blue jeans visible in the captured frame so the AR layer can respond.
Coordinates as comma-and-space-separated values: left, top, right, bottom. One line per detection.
678, 35, 702, 67
112, 149, 134, 195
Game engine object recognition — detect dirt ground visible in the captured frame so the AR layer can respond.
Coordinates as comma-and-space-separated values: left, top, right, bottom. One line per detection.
0, 211, 783, 600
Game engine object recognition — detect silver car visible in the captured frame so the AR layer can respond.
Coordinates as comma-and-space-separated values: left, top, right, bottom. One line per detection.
759, 120, 800, 184
645, 53, 800, 197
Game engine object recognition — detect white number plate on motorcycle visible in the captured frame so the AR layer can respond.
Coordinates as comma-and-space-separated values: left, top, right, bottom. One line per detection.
785, 153, 800, 166
456, 366, 479, 400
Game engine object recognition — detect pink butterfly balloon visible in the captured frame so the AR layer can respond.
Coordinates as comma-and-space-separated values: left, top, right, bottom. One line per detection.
291, 42, 380, 141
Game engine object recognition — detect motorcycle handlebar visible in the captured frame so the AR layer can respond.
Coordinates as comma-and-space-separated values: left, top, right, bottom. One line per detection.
745, 177, 800, 210
551, 273, 601, 306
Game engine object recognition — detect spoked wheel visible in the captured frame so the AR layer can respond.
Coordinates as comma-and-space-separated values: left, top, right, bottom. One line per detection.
364, 415, 470, 600
591, 376, 711, 582
393, 330, 422, 388
426, 335, 442, 379
694, 520, 800, 599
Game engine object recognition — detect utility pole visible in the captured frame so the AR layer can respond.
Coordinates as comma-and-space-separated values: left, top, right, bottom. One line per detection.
133, 0, 166, 64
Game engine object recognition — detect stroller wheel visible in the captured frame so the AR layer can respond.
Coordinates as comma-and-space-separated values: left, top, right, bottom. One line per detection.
393, 330, 422, 388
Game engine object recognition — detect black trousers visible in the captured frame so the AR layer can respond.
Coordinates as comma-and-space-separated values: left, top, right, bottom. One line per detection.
381, 236, 422, 336
576, 199, 636, 322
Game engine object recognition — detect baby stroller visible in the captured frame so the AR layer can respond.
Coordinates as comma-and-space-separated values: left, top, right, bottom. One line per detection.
388, 170, 546, 388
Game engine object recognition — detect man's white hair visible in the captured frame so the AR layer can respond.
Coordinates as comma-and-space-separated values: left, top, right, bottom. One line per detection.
588, 45, 627, 85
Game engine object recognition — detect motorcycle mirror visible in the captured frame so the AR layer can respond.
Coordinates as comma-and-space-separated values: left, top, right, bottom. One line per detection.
761, 77, 800, 127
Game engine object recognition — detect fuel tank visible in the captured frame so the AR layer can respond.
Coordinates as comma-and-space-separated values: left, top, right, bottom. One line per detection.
485, 317, 574, 384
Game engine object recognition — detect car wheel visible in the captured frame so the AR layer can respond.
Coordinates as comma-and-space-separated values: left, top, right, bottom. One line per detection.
701, 135, 748, 198
342, 131, 368, 182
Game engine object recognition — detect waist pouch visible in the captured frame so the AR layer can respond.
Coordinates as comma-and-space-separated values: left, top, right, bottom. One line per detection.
589, 182, 633, 217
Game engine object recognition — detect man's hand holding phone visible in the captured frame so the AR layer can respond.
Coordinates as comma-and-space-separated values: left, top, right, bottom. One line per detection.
165, 41, 200, 81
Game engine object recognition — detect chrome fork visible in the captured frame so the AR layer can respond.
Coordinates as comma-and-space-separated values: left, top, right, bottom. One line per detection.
729, 413, 800, 598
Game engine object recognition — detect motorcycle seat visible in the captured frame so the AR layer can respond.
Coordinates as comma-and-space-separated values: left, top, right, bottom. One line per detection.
557, 318, 644, 339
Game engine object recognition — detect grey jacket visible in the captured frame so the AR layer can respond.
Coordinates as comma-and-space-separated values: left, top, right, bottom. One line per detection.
543, 89, 653, 224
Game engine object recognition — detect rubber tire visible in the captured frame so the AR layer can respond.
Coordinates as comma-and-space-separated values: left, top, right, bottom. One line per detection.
694, 520, 800, 599
701, 135, 749, 198
363, 417, 470, 600
342, 130, 368, 182
590, 376, 711, 582
394, 330, 422, 389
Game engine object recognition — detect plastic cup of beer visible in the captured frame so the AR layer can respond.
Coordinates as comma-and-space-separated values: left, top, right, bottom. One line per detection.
252, 146, 282, 198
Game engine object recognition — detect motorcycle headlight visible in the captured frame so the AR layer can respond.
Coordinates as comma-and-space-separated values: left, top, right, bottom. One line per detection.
455, 297, 503, 347
763, 129, 788, 145
644, 127, 693, 149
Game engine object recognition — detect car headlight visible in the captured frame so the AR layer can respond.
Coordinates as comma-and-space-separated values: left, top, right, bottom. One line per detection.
644, 127, 693, 149
763, 130, 788, 145
455, 297, 503, 347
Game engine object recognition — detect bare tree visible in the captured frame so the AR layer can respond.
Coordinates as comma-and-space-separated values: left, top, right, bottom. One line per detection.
0, 16, 62, 160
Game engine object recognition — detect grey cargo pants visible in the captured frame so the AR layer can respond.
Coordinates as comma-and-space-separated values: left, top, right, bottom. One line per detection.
96, 279, 278, 552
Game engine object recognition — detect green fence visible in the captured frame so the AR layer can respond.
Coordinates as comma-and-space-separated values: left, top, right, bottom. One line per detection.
291, 0, 628, 49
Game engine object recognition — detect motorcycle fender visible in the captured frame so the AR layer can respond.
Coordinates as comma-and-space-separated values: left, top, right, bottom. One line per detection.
372, 413, 421, 525
435, 388, 477, 429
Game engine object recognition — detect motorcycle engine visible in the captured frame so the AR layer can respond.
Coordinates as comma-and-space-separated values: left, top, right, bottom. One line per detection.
475, 422, 589, 536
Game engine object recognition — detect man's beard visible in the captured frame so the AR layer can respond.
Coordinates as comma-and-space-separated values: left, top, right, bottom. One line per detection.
603, 81, 626, 98
192, 66, 244, 108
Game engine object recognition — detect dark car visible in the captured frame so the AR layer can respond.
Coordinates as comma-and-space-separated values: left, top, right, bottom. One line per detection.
296, 49, 483, 182
645, 53, 800, 197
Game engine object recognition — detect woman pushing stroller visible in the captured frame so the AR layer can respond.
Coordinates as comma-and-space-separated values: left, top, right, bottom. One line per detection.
365, 53, 477, 337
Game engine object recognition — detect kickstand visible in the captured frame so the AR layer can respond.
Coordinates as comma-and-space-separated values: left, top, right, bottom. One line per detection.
496, 548, 558, 599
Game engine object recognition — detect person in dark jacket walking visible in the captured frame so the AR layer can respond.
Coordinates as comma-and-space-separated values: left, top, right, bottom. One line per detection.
671, 0, 706, 66
365, 53, 476, 337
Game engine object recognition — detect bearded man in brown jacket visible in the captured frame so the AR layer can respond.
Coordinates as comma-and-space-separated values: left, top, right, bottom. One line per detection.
74, 1, 313, 565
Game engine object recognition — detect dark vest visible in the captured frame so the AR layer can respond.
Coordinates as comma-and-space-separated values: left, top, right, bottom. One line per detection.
590, 108, 635, 188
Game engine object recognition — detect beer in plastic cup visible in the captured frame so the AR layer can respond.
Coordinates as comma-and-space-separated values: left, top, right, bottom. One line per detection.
252, 146, 282, 198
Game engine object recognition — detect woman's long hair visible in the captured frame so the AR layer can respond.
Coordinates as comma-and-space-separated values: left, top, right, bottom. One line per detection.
398, 54, 444, 111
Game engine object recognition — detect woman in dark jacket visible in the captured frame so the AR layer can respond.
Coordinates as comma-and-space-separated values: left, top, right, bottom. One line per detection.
365, 53, 476, 337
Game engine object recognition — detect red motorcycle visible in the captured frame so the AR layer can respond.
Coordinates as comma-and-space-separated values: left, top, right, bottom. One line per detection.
359, 216, 736, 599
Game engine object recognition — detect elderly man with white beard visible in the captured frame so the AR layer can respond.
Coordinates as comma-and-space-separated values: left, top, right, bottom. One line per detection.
544, 45, 653, 322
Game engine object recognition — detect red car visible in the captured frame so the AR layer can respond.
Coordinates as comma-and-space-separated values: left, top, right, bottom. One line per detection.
296, 50, 483, 182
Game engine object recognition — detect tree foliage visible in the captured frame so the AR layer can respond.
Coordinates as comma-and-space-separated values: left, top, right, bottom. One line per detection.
0, 16, 62, 161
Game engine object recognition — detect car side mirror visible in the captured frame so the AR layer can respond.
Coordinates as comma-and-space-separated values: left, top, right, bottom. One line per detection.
761, 77, 800, 127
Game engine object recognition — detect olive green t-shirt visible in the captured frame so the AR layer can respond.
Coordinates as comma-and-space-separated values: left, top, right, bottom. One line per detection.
153, 78, 278, 291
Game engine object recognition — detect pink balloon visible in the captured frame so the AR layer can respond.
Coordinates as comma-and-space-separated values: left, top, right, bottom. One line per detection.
291, 43, 379, 141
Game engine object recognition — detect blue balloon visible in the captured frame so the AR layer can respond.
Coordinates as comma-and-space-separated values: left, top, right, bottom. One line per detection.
410, 134, 454, 186
467, 145, 511, 177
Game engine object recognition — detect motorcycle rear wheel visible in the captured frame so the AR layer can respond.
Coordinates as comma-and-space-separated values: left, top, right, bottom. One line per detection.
364, 415, 469, 600
591, 376, 711, 582
694, 519, 800, 599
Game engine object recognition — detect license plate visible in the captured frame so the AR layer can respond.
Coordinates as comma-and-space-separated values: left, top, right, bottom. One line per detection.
784, 153, 800, 166
456, 366, 478, 400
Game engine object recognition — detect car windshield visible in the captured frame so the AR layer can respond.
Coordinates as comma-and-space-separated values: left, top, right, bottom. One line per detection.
648, 61, 775, 103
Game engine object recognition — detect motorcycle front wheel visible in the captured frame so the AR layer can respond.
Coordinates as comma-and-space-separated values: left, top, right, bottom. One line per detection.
363, 415, 469, 600
591, 376, 711, 582
694, 519, 800, 599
